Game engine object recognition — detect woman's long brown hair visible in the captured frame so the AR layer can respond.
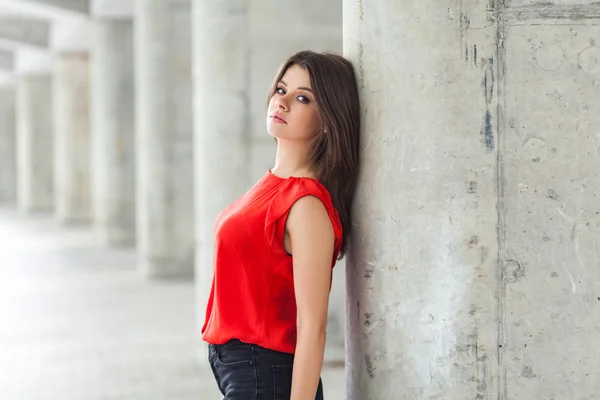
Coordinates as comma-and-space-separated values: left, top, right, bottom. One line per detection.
267, 51, 361, 258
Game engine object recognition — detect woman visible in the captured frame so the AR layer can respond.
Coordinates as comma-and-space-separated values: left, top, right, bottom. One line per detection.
201, 50, 360, 399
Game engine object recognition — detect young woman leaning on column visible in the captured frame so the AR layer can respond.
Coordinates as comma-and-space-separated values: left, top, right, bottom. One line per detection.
202, 50, 361, 400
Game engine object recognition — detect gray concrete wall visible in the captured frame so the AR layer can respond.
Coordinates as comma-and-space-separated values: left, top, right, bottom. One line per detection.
16, 75, 54, 213
0, 85, 16, 203
344, 0, 599, 398
53, 53, 91, 223
91, 18, 136, 246
134, 0, 194, 278
499, 4, 600, 399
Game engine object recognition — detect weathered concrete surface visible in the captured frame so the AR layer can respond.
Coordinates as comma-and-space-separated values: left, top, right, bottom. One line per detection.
500, 20, 600, 400
53, 53, 91, 223
344, 0, 500, 398
508, 0, 598, 7
91, 18, 136, 246
0, 85, 16, 203
134, 0, 194, 278
16, 74, 54, 213
345, 0, 600, 399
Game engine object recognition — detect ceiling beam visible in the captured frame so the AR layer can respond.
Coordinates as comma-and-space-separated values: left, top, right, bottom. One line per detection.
13, 0, 89, 15
0, 18, 50, 48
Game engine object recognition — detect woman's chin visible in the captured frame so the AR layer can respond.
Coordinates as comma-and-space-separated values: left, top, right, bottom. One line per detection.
266, 123, 285, 138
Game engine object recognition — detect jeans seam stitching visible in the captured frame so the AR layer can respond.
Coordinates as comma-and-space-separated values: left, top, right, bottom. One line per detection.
252, 345, 258, 400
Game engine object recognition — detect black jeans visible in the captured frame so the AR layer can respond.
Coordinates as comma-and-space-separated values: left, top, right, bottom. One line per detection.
208, 339, 324, 400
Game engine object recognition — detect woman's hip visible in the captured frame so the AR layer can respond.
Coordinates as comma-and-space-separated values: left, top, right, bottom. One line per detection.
208, 339, 323, 400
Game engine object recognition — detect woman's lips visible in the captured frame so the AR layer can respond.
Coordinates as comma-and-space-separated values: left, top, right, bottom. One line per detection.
271, 113, 287, 124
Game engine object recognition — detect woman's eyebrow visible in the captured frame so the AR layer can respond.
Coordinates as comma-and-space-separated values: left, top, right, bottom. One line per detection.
279, 80, 313, 93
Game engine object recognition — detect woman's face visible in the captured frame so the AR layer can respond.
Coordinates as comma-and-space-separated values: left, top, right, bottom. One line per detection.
266, 64, 323, 142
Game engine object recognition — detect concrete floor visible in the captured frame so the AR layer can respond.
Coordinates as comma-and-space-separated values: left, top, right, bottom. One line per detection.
0, 207, 345, 399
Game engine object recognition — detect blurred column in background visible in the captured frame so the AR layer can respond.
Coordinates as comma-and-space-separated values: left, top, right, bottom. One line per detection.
53, 53, 91, 223
91, 2, 136, 246
0, 83, 16, 204
134, 0, 194, 278
16, 74, 54, 213
192, 0, 345, 362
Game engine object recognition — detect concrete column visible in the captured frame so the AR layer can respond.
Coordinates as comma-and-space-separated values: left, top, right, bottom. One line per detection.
91, 18, 136, 246
344, 1, 499, 398
15, 75, 54, 213
53, 53, 91, 223
134, 0, 194, 278
0, 85, 16, 203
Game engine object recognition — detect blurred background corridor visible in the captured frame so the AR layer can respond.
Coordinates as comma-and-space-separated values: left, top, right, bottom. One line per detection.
0, 0, 599, 399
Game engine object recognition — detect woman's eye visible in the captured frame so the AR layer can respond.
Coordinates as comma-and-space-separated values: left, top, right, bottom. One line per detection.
275, 87, 285, 95
298, 96, 310, 104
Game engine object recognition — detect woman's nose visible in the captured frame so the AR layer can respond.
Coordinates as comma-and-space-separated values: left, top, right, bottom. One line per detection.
276, 97, 288, 111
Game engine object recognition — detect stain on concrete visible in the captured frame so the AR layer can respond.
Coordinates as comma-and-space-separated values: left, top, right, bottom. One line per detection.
481, 57, 495, 152
546, 189, 560, 201
521, 365, 536, 379
504, 259, 525, 283
468, 235, 479, 248
461, 13, 471, 32
534, 43, 564, 71
505, 5, 600, 21
523, 137, 548, 163
482, 57, 495, 104
467, 181, 478, 194
364, 312, 372, 327
480, 246, 489, 264
578, 46, 600, 74
483, 110, 494, 151
358, 42, 365, 92
364, 354, 375, 378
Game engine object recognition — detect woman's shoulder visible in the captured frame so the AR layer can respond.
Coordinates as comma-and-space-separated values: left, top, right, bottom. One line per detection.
279, 177, 341, 232
278, 176, 334, 209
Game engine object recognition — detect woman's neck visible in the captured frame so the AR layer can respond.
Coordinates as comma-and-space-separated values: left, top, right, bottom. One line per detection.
271, 139, 315, 179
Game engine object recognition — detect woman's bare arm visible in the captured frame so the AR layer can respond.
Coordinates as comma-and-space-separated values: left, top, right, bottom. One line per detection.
285, 195, 335, 400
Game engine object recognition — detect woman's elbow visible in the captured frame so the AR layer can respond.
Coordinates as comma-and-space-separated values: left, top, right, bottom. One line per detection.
296, 317, 328, 340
